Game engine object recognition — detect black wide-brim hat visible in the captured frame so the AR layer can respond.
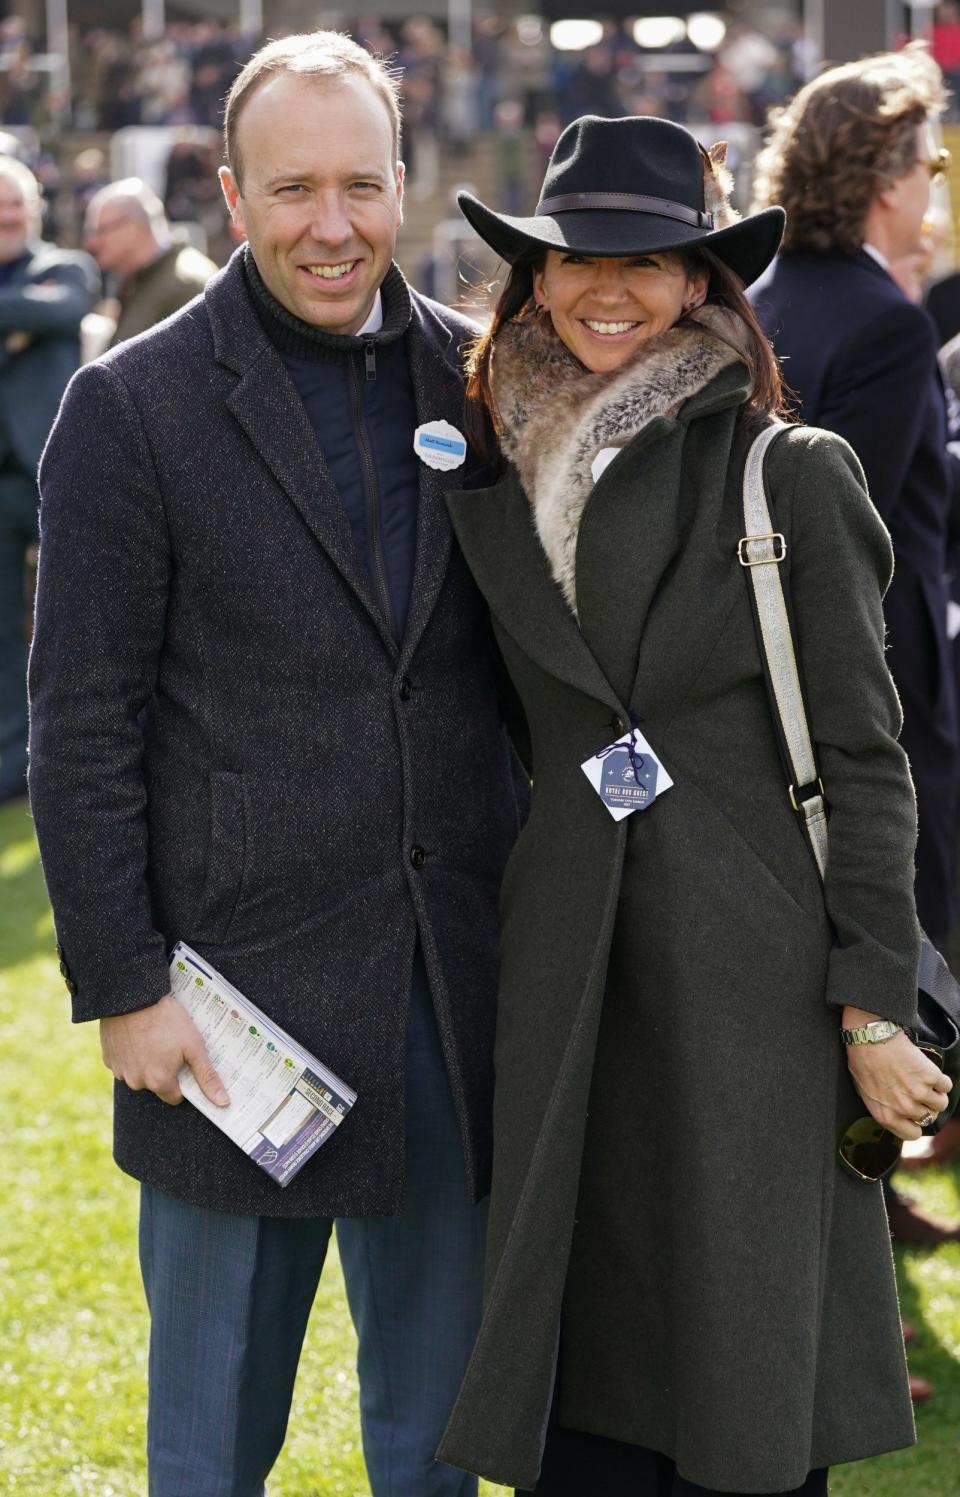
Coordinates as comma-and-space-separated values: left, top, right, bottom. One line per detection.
459, 115, 784, 288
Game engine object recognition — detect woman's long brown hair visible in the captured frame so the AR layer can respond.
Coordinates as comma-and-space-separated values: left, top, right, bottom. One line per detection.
463, 246, 794, 465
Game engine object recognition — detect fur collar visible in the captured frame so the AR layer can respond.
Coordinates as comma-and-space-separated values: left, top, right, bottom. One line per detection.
490, 307, 750, 613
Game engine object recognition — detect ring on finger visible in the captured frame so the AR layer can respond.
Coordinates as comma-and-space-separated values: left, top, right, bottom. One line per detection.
917, 1111, 937, 1129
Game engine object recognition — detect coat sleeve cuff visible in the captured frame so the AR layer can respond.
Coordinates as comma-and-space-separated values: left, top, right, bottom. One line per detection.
824, 937, 921, 1030
67, 944, 174, 1023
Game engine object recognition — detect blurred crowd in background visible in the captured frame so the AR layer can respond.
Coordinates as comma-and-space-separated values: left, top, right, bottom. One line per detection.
0, 9, 810, 137
0, 6, 816, 266
4, 5, 960, 282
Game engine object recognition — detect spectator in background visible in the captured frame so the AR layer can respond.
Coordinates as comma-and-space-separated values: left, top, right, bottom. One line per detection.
493, 99, 525, 216
187, 20, 240, 129
752, 45, 958, 946
473, 16, 503, 132
0, 156, 96, 805
163, 130, 234, 266
91, 30, 142, 131
557, 42, 622, 124
67, 146, 110, 228
398, 17, 444, 192
502, 16, 549, 127
137, 38, 192, 126
933, 1, 960, 119
720, 21, 782, 124
751, 46, 960, 1247
84, 177, 216, 347
442, 46, 479, 157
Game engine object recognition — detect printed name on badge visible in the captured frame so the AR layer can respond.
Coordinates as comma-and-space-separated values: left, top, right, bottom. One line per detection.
414, 419, 468, 471
580, 726, 674, 821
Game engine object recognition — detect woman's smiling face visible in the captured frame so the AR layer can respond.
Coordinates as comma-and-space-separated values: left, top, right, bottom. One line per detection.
532, 249, 708, 373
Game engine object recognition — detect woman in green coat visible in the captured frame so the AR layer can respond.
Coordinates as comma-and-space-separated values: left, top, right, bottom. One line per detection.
434, 116, 952, 1495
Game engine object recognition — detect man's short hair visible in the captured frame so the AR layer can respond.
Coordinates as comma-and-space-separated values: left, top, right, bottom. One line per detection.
752, 43, 946, 255
0, 154, 40, 213
87, 178, 168, 239
223, 30, 403, 191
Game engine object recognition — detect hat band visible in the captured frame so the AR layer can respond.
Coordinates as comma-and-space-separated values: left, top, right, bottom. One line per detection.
536, 190, 713, 231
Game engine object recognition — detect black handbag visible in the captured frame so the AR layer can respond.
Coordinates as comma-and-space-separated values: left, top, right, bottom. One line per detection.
739, 424, 960, 1132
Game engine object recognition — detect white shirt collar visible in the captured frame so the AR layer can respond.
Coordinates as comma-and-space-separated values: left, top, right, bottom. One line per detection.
356, 289, 384, 335
862, 242, 890, 272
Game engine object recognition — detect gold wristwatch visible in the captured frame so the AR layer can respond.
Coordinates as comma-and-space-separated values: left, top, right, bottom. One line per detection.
840, 1019, 904, 1045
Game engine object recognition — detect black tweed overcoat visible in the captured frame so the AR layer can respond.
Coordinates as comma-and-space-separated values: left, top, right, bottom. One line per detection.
29, 252, 527, 1218
437, 356, 920, 1492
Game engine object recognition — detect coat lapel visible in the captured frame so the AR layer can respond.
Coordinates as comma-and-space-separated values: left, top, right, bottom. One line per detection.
446, 471, 627, 716
398, 303, 462, 666
208, 253, 405, 656
225, 353, 398, 656
629, 395, 749, 724
574, 418, 686, 706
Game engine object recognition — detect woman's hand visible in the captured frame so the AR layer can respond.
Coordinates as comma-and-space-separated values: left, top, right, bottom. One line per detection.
843, 1006, 952, 1140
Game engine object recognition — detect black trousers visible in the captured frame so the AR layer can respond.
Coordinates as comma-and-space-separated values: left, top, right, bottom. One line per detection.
524, 1414, 829, 1496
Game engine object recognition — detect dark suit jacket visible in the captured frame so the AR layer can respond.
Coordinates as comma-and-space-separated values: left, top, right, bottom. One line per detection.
29, 252, 527, 1217
926, 269, 960, 349
753, 248, 959, 936
0, 239, 97, 474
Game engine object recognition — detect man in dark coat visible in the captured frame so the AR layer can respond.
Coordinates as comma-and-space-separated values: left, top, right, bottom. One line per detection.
751, 46, 960, 951
0, 155, 96, 804
29, 31, 525, 1497
751, 48, 960, 1253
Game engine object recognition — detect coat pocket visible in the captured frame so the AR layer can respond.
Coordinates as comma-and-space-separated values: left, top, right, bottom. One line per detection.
203, 769, 247, 943
682, 779, 819, 922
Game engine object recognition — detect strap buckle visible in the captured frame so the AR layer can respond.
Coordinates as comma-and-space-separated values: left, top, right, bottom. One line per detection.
789, 777, 825, 813
737, 532, 786, 567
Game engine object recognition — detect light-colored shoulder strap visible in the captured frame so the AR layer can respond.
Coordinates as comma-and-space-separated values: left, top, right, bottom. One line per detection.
740, 424, 829, 880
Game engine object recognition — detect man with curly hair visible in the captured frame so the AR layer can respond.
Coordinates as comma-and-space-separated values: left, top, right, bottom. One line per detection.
751, 46, 960, 958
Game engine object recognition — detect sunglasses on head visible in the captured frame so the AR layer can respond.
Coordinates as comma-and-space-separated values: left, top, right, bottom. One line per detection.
924, 148, 952, 181
838, 1044, 945, 1183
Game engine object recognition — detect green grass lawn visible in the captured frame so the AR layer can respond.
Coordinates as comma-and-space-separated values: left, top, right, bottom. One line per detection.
2, 796, 959, 1495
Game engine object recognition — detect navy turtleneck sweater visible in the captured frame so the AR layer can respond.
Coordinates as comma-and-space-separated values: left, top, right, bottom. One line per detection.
244, 252, 420, 643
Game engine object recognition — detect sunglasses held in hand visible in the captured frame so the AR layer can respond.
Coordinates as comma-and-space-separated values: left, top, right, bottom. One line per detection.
838, 1044, 946, 1182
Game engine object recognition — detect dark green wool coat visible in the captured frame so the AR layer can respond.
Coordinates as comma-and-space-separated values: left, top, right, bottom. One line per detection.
436, 319, 919, 1493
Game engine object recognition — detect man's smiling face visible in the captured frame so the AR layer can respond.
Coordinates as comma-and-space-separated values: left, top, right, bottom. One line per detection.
220, 70, 404, 334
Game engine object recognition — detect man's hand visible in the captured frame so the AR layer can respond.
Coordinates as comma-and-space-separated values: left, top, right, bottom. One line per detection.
100, 993, 229, 1107
843, 1006, 951, 1141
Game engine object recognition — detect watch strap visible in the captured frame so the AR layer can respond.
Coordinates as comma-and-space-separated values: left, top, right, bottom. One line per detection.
840, 1019, 904, 1045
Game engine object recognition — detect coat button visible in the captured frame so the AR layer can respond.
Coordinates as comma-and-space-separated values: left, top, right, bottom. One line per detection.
398, 675, 414, 701
65, 977, 78, 996
410, 845, 426, 869
611, 714, 627, 735
59, 960, 68, 978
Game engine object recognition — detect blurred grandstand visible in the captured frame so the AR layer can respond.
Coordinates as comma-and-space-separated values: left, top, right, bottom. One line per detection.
0, 1, 955, 303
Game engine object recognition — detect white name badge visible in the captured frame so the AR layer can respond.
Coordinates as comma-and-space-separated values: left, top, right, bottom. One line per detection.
414, 420, 468, 471
591, 447, 622, 484
581, 726, 674, 821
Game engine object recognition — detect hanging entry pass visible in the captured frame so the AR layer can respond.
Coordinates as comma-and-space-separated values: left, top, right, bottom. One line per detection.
581, 725, 674, 821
